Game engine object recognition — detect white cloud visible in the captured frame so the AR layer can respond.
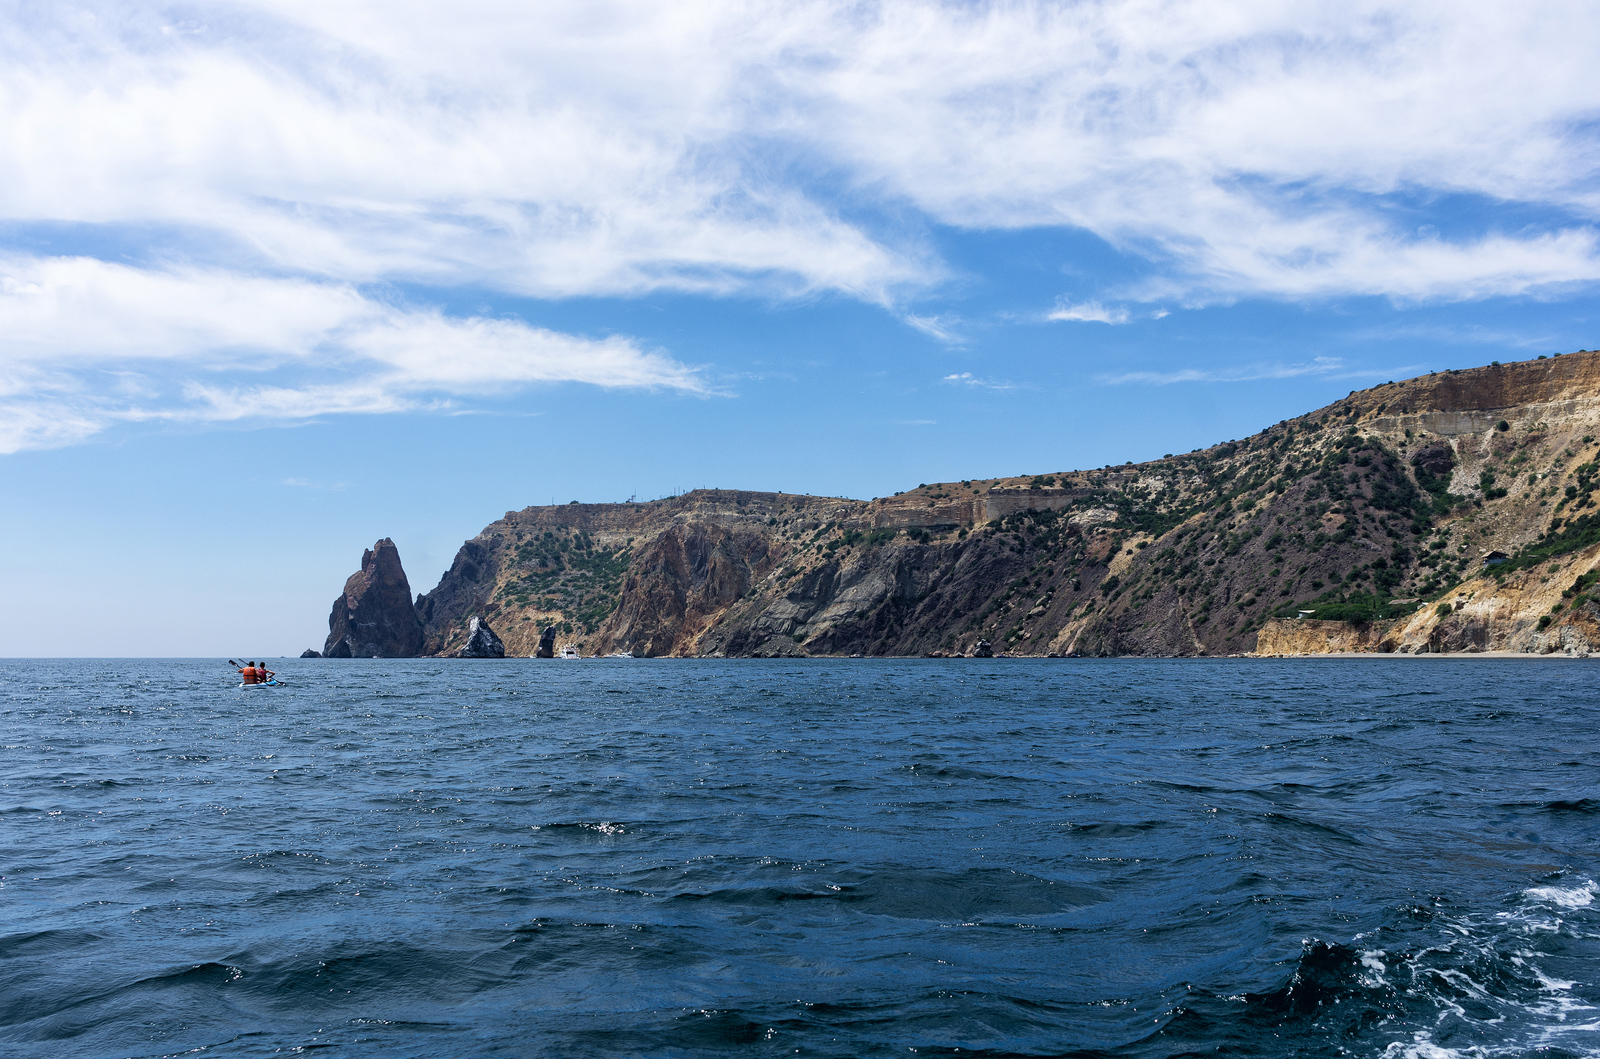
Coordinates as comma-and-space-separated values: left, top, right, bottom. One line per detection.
904, 313, 961, 342
1048, 301, 1131, 324
4, 0, 1600, 450
0, 255, 703, 453
1099, 358, 1344, 385
3, 1, 1597, 308
1096, 356, 1424, 385
785, 0, 1600, 302
0, 2, 935, 302
942, 371, 1014, 390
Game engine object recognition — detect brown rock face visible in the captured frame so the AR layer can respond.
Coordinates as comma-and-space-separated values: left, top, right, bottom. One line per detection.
1428, 616, 1489, 653
1410, 445, 1455, 476
410, 491, 855, 658
322, 350, 1600, 658
608, 522, 775, 657
324, 538, 425, 658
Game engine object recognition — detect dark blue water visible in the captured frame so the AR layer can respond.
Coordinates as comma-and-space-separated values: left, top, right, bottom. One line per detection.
3, 659, 1598, 1058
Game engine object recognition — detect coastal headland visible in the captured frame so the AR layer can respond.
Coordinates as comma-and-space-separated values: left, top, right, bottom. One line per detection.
320, 350, 1600, 658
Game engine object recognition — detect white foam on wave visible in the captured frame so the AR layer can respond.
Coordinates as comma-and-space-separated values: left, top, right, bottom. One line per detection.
1521, 878, 1598, 911
1358, 949, 1390, 989
1523, 965, 1600, 1055
1373, 878, 1600, 1059
1497, 878, 1600, 942
1380, 1033, 1469, 1059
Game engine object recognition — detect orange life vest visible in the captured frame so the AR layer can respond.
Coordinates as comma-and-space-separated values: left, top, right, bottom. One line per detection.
241, 666, 259, 683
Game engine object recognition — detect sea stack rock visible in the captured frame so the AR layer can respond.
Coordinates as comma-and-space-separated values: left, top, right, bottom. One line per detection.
300, 649, 321, 658
458, 615, 506, 658
536, 626, 557, 658
324, 538, 426, 658
972, 639, 994, 658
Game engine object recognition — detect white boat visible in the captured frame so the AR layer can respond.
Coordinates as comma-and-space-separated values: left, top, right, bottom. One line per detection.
558, 644, 581, 659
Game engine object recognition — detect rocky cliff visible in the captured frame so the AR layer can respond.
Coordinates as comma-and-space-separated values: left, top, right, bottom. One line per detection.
326, 349, 1600, 657
324, 538, 426, 658
1255, 540, 1600, 656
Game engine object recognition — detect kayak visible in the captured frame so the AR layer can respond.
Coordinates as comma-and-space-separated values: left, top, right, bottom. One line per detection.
238, 680, 286, 688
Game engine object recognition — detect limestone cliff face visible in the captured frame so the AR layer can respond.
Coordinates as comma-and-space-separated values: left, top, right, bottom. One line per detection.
333, 350, 1600, 658
1255, 540, 1600, 656
324, 538, 425, 658
1255, 618, 1401, 655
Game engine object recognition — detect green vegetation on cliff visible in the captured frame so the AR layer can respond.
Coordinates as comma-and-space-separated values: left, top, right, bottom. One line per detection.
388, 351, 1600, 657
498, 528, 633, 633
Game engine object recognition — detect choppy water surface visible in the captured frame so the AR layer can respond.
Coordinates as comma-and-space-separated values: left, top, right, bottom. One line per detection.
2, 659, 1598, 1058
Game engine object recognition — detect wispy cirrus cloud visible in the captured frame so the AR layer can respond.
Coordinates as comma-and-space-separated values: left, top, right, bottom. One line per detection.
1047, 301, 1131, 324
0, 2, 936, 303
1099, 357, 1345, 386
792, 0, 1600, 304
942, 371, 1015, 391
1098, 356, 1430, 386
0, 255, 704, 453
904, 313, 962, 342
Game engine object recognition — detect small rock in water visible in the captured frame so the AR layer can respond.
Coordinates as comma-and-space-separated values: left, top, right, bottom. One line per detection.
300, 649, 321, 658
972, 639, 993, 658
458, 615, 506, 659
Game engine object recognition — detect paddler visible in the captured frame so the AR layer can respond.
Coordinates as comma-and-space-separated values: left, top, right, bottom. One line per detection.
238, 661, 260, 684
258, 662, 276, 684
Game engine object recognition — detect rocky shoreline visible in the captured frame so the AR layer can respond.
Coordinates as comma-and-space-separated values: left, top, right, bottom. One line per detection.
316, 350, 1600, 659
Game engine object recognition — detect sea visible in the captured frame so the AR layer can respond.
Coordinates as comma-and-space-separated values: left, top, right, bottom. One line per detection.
2, 658, 1597, 1059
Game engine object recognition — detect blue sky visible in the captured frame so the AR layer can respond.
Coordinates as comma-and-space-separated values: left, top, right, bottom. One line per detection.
3, 0, 1599, 655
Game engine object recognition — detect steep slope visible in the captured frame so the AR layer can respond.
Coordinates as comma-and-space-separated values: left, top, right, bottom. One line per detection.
1068, 351, 1600, 655
412, 492, 856, 657
359, 349, 1600, 657
1255, 535, 1600, 656
324, 538, 426, 657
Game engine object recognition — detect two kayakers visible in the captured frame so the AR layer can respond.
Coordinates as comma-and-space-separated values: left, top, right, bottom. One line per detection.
237, 661, 275, 684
